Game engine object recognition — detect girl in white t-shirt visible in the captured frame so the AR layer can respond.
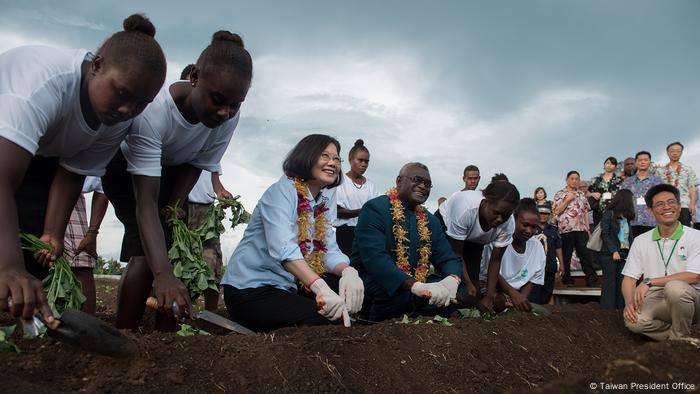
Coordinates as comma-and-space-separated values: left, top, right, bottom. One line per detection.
0, 14, 166, 322
439, 178, 520, 311
333, 139, 378, 256
480, 199, 546, 312
101, 31, 253, 331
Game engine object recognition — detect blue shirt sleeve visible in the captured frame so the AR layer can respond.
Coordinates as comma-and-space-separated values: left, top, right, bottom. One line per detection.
258, 180, 304, 263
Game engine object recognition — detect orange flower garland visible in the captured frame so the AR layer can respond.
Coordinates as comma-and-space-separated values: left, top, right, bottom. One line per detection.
387, 187, 431, 282
291, 177, 327, 275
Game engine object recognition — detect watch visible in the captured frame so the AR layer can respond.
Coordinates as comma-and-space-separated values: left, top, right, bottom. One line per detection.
642, 277, 653, 287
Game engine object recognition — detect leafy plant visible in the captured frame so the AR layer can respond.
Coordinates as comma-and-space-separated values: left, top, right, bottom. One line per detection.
166, 206, 217, 302
458, 307, 513, 321
0, 325, 21, 353
20, 233, 86, 316
195, 195, 251, 244
94, 258, 125, 276
397, 314, 454, 326
176, 324, 210, 337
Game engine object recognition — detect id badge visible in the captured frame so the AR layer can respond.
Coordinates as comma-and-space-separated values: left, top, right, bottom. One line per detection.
602, 192, 612, 200
636, 197, 646, 205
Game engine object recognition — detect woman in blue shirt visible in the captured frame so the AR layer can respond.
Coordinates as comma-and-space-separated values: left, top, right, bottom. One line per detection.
221, 134, 364, 331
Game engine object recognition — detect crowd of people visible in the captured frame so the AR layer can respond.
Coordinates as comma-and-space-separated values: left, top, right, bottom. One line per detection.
0, 14, 698, 343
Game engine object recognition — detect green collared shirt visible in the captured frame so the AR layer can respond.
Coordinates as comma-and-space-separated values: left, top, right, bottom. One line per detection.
651, 222, 684, 241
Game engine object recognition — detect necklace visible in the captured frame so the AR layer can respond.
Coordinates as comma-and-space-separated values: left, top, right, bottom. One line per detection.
349, 174, 365, 189
387, 187, 431, 282
291, 177, 328, 275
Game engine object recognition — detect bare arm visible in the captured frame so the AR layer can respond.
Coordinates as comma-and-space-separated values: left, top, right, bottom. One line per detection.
0, 138, 53, 321
75, 192, 109, 257
337, 207, 361, 219
167, 164, 202, 209
211, 171, 233, 200
447, 236, 474, 286
646, 272, 700, 287
282, 259, 322, 287
622, 276, 638, 322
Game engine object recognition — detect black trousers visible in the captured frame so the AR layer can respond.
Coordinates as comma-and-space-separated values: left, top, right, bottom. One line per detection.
561, 231, 597, 285
15, 156, 61, 279
598, 251, 626, 310
335, 224, 355, 257
222, 274, 341, 332
528, 271, 555, 305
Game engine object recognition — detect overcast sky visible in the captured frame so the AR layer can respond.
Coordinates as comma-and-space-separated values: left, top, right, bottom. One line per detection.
2, 0, 699, 262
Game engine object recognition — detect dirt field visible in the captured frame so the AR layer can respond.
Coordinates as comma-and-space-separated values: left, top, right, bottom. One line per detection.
1, 278, 699, 393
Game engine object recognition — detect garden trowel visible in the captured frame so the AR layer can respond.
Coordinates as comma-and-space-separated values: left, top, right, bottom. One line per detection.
22, 308, 135, 358
145, 296, 256, 336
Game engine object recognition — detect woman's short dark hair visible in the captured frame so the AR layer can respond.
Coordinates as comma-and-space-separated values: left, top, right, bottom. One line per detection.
483, 180, 520, 206
607, 189, 635, 221
283, 134, 343, 189
645, 184, 681, 208
604, 156, 618, 166
533, 186, 547, 200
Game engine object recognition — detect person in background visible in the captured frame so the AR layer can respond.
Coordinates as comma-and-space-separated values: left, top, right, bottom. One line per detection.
64, 176, 109, 314
598, 189, 635, 310
553, 171, 597, 287
622, 151, 662, 243
589, 157, 624, 227
463, 165, 481, 191
623, 184, 700, 340
621, 157, 637, 181
351, 162, 473, 321
333, 139, 378, 257
654, 142, 697, 227
221, 134, 363, 331
528, 204, 564, 305
534, 187, 551, 207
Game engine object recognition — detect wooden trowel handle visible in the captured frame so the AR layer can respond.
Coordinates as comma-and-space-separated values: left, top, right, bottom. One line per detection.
145, 296, 159, 310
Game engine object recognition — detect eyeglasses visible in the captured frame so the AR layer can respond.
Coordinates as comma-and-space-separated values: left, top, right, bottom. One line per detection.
320, 152, 343, 165
408, 175, 433, 189
652, 199, 679, 209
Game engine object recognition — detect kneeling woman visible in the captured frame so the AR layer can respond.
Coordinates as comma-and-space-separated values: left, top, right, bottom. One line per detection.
221, 134, 364, 331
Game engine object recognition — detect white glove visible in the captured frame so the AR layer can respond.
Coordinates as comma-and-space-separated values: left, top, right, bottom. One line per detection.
310, 279, 351, 327
438, 275, 461, 305
411, 282, 450, 307
339, 267, 364, 314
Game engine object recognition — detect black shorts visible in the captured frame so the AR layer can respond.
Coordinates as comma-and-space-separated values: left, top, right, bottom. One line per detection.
101, 150, 179, 262
15, 156, 61, 278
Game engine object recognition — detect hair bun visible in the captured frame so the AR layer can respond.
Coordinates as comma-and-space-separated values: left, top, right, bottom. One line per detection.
212, 31, 244, 48
354, 139, 365, 147
123, 14, 156, 37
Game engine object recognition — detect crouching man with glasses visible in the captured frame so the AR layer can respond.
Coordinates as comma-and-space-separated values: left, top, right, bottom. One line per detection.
622, 184, 700, 340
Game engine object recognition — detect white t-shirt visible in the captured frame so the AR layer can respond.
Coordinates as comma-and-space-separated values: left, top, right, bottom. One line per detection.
121, 81, 239, 176
82, 176, 104, 194
188, 170, 216, 204
479, 238, 545, 290
0, 45, 132, 175
439, 190, 515, 247
622, 225, 700, 289
333, 174, 378, 227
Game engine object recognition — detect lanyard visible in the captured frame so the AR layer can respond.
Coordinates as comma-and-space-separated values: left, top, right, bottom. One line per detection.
656, 238, 679, 276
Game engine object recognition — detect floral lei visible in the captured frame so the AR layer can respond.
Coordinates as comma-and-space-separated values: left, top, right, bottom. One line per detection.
291, 177, 327, 275
387, 187, 431, 282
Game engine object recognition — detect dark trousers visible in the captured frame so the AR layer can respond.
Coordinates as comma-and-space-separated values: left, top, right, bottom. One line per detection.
561, 231, 597, 285
15, 156, 60, 279
363, 275, 475, 322
335, 225, 355, 257
462, 241, 485, 285
630, 225, 654, 246
528, 271, 555, 305
680, 208, 692, 227
222, 274, 341, 332
598, 252, 626, 309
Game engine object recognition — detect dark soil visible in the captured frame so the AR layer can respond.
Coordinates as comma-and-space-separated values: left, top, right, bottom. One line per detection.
1, 278, 699, 393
